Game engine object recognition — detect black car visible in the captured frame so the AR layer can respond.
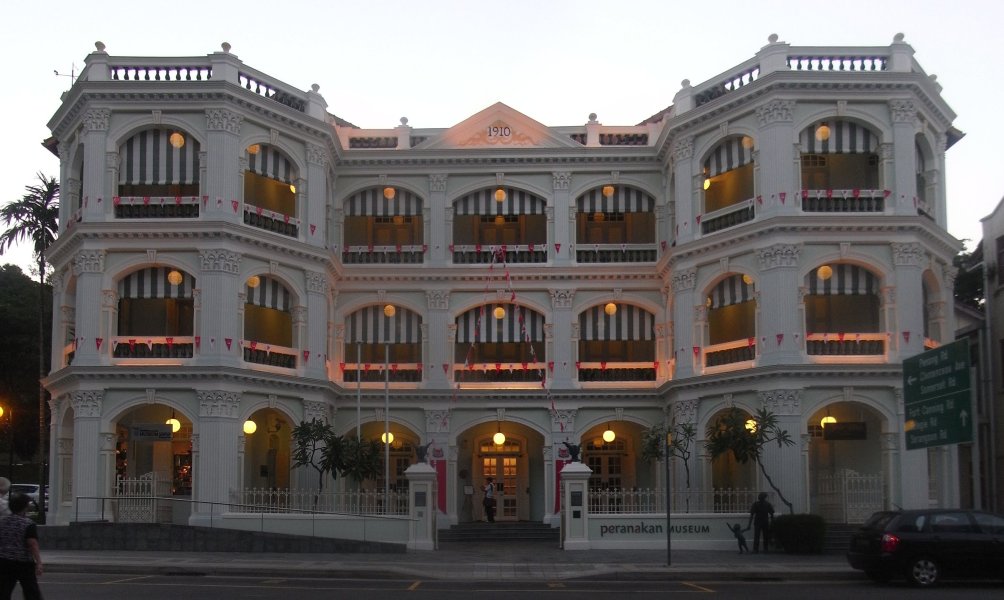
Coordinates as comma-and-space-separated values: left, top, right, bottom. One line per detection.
847, 508, 1004, 586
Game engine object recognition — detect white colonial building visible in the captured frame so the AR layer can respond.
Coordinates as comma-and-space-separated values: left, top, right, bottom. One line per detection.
42, 34, 968, 532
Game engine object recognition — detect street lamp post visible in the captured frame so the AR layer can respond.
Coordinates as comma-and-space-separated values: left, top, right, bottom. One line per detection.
384, 342, 390, 504
0, 406, 11, 480
664, 430, 672, 566
356, 341, 362, 440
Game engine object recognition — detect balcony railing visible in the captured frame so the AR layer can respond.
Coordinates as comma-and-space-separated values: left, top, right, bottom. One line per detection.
113, 196, 201, 219
452, 244, 547, 264
341, 245, 425, 265
453, 362, 547, 383
243, 342, 297, 369
588, 487, 766, 514
805, 333, 886, 356
575, 243, 658, 263
112, 336, 194, 359
343, 364, 423, 383
704, 339, 756, 367
243, 203, 299, 237
800, 189, 887, 213
576, 361, 657, 382
701, 199, 755, 234
232, 487, 409, 516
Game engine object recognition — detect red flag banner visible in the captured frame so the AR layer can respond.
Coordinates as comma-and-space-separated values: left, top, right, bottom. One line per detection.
779, 192, 786, 204
554, 243, 561, 253
693, 346, 700, 356
776, 333, 784, 345
96, 338, 103, 350
442, 363, 449, 374
903, 331, 911, 343
883, 189, 891, 198
303, 350, 310, 361
231, 200, 238, 212
194, 336, 200, 349
339, 362, 346, 371
225, 338, 232, 350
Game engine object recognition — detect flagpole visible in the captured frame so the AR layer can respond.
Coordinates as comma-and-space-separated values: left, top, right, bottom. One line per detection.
356, 341, 361, 440
384, 342, 390, 505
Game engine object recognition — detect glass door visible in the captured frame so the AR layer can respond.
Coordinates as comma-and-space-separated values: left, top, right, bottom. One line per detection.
480, 438, 522, 521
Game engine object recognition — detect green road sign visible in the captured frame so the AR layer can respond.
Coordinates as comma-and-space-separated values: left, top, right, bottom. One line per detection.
903, 339, 972, 450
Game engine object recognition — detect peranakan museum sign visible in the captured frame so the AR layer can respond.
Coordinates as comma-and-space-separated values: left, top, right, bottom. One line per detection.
586, 514, 745, 550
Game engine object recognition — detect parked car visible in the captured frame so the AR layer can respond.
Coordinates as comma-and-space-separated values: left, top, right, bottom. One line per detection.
10, 484, 41, 507
847, 508, 1004, 586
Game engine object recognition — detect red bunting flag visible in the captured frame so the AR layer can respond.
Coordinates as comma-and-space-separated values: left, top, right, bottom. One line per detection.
249, 341, 257, 351
693, 346, 700, 356
528, 243, 535, 252
310, 224, 316, 235
475, 244, 482, 253
600, 361, 607, 370
194, 336, 200, 349
113, 196, 121, 206
367, 244, 374, 253
661, 241, 667, 251
522, 362, 528, 371
548, 361, 554, 372
166, 337, 174, 349
225, 338, 232, 350
442, 363, 449, 374
143, 196, 151, 205
852, 189, 860, 198
495, 363, 502, 372
391, 363, 398, 371
338, 361, 345, 371
303, 350, 310, 361
202, 195, 209, 207
364, 363, 371, 371
838, 333, 845, 342
554, 243, 561, 253
779, 192, 786, 204
95, 338, 103, 350
756, 195, 763, 205
883, 189, 891, 198
903, 331, 911, 343
575, 361, 581, 370
448, 244, 454, 253
826, 189, 833, 198
801, 189, 808, 200
175, 196, 182, 205
695, 215, 702, 225
748, 337, 755, 347
653, 361, 659, 370
776, 333, 784, 346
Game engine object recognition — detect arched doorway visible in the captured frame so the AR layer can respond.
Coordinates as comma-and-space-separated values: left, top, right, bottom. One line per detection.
705, 407, 757, 493
242, 408, 292, 491
456, 420, 545, 523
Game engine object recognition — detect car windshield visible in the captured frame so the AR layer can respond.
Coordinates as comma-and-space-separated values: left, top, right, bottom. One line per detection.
10, 485, 37, 493
862, 511, 897, 530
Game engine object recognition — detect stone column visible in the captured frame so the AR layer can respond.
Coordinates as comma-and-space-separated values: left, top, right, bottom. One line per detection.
304, 270, 329, 380
191, 391, 242, 521
428, 174, 448, 264
71, 391, 104, 520
754, 100, 797, 217
671, 268, 697, 379
547, 409, 577, 526
756, 244, 802, 365
81, 109, 110, 222
758, 390, 806, 513
405, 462, 437, 550
426, 290, 450, 387
198, 250, 243, 367
204, 108, 243, 222
71, 251, 106, 366
424, 409, 451, 525
304, 144, 329, 247
548, 290, 575, 387
892, 243, 925, 360
559, 462, 593, 550
552, 172, 572, 266
671, 137, 696, 245
889, 100, 918, 216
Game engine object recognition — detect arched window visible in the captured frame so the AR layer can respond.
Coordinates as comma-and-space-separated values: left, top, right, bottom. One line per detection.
116, 128, 200, 218
452, 188, 548, 264
577, 303, 655, 381
804, 264, 884, 356
243, 144, 298, 237
243, 275, 296, 367
345, 305, 423, 382
343, 187, 425, 264
701, 137, 755, 233
704, 274, 756, 367
115, 267, 196, 358
454, 304, 546, 382
800, 121, 883, 212
575, 185, 656, 262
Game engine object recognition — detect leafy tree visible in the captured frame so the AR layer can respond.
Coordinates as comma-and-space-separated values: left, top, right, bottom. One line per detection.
339, 436, 383, 483
0, 173, 58, 520
291, 418, 343, 510
705, 406, 796, 514
642, 421, 697, 511
952, 242, 984, 309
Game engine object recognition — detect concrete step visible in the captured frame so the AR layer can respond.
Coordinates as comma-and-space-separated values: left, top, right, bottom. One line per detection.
439, 521, 560, 543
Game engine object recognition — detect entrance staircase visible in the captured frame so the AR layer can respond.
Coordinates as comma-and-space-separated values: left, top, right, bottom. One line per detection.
822, 523, 858, 553
439, 521, 560, 543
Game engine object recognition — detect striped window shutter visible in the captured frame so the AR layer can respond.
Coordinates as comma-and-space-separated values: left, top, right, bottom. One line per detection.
578, 304, 655, 341
453, 188, 546, 216
118, 129, 200, 185
347, 306, 423, 344
916, 142, 926, 174
247, 145, 294, 183
799, 121, 878, 154
456, 306, 545, 344
576, 185, 654, 213
703, 137, 754, 177
345, 188, 423, 216
245, 276, 292, 311
807, 264, 879, 295
118, 267, 196, 299
709, 275, 754, 309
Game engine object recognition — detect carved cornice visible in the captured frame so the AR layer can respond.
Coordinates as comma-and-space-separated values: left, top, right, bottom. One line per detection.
673, 398, 697, 424
942, 264, 958, 288
549, 289, 574, 309
426, 290, 449, 310
101, 289, 118, 309
106, 152, 119, 169
199, 249, 241, 273
757, 244, 800, 270
889, 99, 917, 124
551, 409, 576, 433
755, 99, 795, 125
303, 400, 328, 422
758, 389, 801, 415
671, 268, 697, 292
205, 108, 243, 134
425, 409, 450, 433
305, 270, 329, 294
82, 108, 111, 132
305, 143, 329, 168
72, 250, 106, 275
552, 171, 571, 190
671, 136, 694, 161
71, 390, 104, 418
892, 242, 924, 267
428, 174, 448, 192
198, 390, 241, 417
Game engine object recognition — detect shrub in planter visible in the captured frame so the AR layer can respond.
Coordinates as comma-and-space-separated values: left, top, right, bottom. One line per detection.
771, 513, 826, 554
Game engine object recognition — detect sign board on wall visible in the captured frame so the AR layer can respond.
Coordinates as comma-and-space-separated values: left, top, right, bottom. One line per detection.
130, 424, 173, 441
902, 339, 973, 450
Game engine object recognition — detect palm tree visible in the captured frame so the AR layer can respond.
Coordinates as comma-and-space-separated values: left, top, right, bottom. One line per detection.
0, 172, 59, 522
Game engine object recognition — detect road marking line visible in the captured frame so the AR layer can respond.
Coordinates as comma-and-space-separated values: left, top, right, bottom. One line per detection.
102, 575, 154, 584
547, 582, 566, 588
260, 579, 285, 585
682, 581, 715, 592
408, 580, 422, 590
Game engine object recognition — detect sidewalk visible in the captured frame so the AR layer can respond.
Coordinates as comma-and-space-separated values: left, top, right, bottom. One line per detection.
42, 542, 857, 581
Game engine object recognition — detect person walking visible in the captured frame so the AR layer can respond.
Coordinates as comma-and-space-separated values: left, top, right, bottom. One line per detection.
482, 477, 496, 523
747, 492, 775, 553
0, 494, 43, 599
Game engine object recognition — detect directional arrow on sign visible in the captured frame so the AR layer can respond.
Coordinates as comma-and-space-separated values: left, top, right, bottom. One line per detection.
960, 410, 968, 427
906, 375, 917, 386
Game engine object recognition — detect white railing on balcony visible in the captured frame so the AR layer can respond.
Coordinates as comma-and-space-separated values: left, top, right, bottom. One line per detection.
231, 487, 409, 516
112, 335, 195, 360
588, 487, 765, 514
805, 332, 886, 357
113, 195, 201, 206
700, 198, 755, 234
703, 338, 756, 369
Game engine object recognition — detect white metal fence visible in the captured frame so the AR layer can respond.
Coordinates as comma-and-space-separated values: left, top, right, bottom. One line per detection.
114, 472, 172, 523
815, 469, 884, 523
231, 487, 410, 516
588, 487, 765, 514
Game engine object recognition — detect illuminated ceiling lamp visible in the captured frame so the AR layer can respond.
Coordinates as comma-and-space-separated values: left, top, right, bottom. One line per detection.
289, 184, 296, 194
742, 274, 753, 285
706, 296, 712, 307
604, 302, 617, 316
745, 419, 758, 433
392, 214, 405, 225
166, 415, 181, 433
169, 132, 185, 149
817, 265, 833, 281
243, 419, 257, 434
593, 211, 605, 222
601, 185, 615, 198
493, 305, 506, 320
383, 304, 396, 318
494, 187, 507, 202
602, 423, 616, 443
493, 423, 506, 446
815, 122, 831, 142
247, 144, 260, 155
820, 415, 837, 428
246, 275, 261, 288
383, 186, 396, 200
381, 431, 395, 445
703, 177, 711, 191
494, 214, 505, 225
167, 270, 183, 286
741, 135, 754, 150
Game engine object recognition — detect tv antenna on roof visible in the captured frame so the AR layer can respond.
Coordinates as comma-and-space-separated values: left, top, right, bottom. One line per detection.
54, 64, 77, 85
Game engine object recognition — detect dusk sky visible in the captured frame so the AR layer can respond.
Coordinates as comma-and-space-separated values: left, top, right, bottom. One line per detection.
2, 0, 1000, 272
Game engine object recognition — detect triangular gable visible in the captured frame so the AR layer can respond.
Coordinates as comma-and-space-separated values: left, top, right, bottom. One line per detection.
419, 102, 581, 150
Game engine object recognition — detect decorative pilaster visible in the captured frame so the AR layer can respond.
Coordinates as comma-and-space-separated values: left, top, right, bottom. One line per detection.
71, 390, 104, 518
671, 136, 695, 245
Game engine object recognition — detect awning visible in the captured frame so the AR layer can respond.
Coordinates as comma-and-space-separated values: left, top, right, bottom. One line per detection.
118, 129, 200, 186
454, 188, 546, 216
347, 305, 422, 344
576, 185, 654, 213
578, 304, 654, 341
800, 121, 878, 154
345, 188, 423, 216
245, 276, 291, 311
704, 137, 754, 177
118, 267, 196, 299
807, 264, 879, 295
456, 305, 545, 344
709, 274, 754, 309
247, 145, 294, 184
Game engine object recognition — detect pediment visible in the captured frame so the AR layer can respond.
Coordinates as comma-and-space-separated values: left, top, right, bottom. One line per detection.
419, 102, 580, 150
